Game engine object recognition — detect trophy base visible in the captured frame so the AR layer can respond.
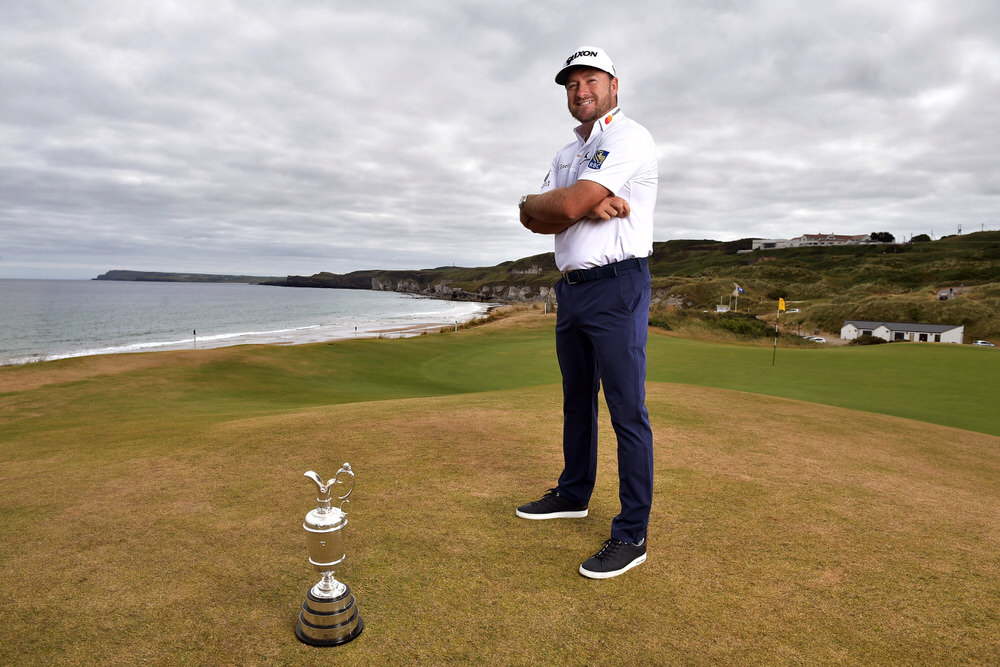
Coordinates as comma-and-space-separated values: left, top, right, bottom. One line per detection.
295, 584, 364, 646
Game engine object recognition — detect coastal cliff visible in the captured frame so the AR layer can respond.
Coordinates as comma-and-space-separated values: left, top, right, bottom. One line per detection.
94, 232, 1000, 340
266, 253, 560, 304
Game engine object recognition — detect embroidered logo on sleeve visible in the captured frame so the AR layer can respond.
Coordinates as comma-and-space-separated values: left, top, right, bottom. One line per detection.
588, 150, 609, 170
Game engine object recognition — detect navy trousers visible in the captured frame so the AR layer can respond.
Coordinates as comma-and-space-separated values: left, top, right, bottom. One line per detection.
554, 262, 654, 544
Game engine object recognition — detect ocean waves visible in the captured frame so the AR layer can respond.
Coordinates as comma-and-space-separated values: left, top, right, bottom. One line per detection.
0, 280, 491, 366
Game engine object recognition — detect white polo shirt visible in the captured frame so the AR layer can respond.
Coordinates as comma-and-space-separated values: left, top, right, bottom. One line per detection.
539, 107, 658, 272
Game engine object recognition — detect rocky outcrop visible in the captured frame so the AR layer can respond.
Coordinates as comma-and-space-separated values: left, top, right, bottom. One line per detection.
477, 284, 554, 301
261, 250, 564, 303
368, 275, 554, 303
652, 291, 693, 308
371, 276, 422, 294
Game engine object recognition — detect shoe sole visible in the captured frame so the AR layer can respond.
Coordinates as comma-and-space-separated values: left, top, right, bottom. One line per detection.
515, 508, 588, 520
579, 553, 646, 579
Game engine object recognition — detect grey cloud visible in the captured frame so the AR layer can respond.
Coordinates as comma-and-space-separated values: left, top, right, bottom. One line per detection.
1, 0, 998, 278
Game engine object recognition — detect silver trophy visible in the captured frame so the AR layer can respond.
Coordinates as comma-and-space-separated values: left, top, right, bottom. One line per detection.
295, 463, 364, 646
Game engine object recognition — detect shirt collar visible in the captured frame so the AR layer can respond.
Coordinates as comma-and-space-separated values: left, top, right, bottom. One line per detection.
574, 106, 623, 143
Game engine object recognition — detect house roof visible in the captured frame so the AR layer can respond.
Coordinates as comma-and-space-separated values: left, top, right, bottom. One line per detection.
798, 233, 868, 242
842, 320, 962, 333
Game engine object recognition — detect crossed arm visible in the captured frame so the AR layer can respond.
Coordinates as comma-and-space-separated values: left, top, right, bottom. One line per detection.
520, 179, 631, 235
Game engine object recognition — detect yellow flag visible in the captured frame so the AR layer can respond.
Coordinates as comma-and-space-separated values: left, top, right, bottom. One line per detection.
778, 298, 786, 312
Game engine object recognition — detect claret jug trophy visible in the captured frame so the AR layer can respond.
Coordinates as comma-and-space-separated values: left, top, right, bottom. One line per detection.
294, 463, 364, 646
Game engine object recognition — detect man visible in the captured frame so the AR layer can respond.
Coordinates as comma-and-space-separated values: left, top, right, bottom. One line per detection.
516, 46, 658, 580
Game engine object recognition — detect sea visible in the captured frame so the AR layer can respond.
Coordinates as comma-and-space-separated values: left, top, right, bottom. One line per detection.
0, 279, 492, 366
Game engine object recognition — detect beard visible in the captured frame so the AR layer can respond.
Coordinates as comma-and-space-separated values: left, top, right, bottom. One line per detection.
569, 93, 614, 125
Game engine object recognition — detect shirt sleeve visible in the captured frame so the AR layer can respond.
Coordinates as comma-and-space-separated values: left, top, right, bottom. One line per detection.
539, 152, 559, 194
577, 124, 656, 197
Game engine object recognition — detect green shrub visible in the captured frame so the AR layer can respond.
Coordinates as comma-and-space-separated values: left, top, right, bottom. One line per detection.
849, 335, 889, 346
648, 312, 672, 331
708, 313, 770, 338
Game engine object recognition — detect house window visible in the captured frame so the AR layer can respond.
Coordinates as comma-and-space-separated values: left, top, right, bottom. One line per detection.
894, 332, 906, 341
934, 334, 941, 342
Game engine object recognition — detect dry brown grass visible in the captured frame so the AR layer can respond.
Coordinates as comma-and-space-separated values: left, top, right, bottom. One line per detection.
2, 354, 998, 665
0, 349, 214, 393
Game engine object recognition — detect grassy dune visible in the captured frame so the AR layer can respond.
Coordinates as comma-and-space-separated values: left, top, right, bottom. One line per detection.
1, 312, 998, 664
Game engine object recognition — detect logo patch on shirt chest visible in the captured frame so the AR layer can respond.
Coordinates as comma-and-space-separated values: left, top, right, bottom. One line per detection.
588, 150, 609, 170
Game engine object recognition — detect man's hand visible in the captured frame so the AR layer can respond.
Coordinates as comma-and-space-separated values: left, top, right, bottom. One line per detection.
586, 196, 630, 220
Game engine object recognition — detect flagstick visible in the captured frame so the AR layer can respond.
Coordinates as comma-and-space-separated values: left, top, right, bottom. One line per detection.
772, 309, 780, 366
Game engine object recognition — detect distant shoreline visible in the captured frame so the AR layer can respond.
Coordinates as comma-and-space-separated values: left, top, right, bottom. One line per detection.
1, 313, 492, 367
1, 280, 493, 367
93, 270, 283, 284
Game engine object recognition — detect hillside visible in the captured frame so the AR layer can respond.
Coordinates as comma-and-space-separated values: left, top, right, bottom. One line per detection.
645, 232, 1000, 343
266, 231, 1000, 342
97, 231, 1000, 342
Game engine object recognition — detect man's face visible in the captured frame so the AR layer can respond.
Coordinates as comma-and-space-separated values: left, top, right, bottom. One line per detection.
564, 67, 618, 125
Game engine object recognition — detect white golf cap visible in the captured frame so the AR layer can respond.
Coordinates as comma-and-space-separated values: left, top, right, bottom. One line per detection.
555, 46, 616, 85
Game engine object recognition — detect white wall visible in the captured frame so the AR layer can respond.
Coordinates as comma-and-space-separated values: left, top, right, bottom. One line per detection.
842, 324, 966, 344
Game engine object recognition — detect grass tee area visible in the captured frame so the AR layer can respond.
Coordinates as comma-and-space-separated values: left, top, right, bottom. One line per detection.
1, 311, 998, 664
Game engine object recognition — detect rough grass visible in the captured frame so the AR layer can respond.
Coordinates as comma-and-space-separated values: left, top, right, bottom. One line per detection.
1, 315, 999, 665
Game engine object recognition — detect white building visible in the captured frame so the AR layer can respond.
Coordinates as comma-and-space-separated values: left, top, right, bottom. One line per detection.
840, 320, 965, 344
751, 234, 870, 251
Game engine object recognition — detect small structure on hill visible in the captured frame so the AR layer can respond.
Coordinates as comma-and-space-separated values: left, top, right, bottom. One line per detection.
751, 233, 870, 251
840, 321, 964, 344
936, 287, 965, 300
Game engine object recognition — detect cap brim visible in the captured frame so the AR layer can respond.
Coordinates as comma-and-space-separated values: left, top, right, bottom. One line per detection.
554, 63, 615, 85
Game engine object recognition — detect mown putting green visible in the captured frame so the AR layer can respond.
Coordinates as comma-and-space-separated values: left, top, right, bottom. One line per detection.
7, 311, 994, 434
645, 334, 1000, 437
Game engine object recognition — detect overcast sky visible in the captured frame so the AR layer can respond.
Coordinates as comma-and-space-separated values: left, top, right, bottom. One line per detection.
2, 0, 998, 279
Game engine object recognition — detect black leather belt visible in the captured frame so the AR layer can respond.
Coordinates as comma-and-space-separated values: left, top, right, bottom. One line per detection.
561, 257, 648, 285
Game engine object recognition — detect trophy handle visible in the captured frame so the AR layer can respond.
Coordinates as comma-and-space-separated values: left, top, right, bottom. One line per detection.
304, 464, 354, 510
334, 462, 355, 510
304, 470, 335, 497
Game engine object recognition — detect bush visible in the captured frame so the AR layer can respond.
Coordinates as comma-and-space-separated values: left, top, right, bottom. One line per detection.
849, 335, 889, 346
708, 313, 769, 338
648, 312, 672, 331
